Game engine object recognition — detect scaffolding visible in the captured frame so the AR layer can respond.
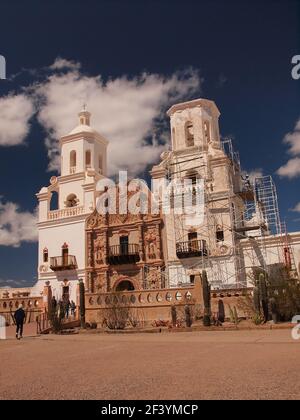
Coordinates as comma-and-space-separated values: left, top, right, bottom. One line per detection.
158, 138, 289, 290
254, 176, 281, 235
221, 137, 240, 173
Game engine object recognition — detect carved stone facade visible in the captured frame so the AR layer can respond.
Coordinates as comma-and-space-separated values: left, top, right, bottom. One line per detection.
85, 188, 164, 293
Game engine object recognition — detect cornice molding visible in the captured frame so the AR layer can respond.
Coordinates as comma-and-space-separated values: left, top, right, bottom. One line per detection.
167, 98, 220, 118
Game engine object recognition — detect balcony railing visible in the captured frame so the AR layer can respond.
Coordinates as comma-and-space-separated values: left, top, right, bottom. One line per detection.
108, 244, 140, 265
50, 255, 77, 271
48, 206, 85, 220
176, 240, 208, 259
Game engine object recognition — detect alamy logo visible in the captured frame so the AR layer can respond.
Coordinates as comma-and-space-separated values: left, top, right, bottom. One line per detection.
291, 55, 300, 80
0, 55, 6, 80
0, 315, 6, 340
95, 172, 205, 226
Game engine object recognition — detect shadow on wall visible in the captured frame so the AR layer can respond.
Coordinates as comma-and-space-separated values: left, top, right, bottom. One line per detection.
56, 270, 79, 282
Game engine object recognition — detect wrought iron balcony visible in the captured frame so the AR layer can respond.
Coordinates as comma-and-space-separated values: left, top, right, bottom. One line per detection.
108, 244, 140, 265
176, 240, 208, 259
50, 255, 77, 271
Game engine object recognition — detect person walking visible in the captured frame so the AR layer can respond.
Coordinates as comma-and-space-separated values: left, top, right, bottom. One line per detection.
14, 304, 26, 340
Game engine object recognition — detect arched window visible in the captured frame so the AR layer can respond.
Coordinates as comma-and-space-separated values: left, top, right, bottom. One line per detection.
50, 191, 59, 211
70, 150, 76, 174
185, 171, 200, 188
116, 280, 134, 292
120, 235, 129, 255
184, 171, 199, 206
204, 121, 211, 143
188, 232, 199, 251
185, 121, 194, 147
216, 225, 224, 242
43, 248, 48, 263
186, 173, 198, 185
65, 193, 78, 208
85, 150, 91, 168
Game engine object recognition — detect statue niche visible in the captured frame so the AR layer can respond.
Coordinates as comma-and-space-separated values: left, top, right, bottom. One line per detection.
95, 273, 106, 292
145, 228, 159, 260
94, 235, 106, 265
147, 267, 161, 289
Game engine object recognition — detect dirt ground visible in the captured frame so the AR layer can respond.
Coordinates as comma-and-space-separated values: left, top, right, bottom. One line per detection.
0, 328, 299, 400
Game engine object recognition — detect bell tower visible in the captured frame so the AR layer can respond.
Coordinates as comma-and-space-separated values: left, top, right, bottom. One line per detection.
151, 98, 244, 289
35, 107, 109, 303
168, 98, 221, 154
60, 107, 108, 178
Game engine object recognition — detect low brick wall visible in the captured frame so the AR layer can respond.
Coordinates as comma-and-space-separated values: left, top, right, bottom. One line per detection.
0, 296, 43, 326
85, 280, 203, 326
211, 288, 253, 319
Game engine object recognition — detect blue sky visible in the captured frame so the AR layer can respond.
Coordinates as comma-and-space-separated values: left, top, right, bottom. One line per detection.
0, 0, 299, 287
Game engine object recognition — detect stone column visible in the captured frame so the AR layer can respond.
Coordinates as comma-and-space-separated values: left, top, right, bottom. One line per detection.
42, 281, 52, 314
138, 222, 144, 262
155, 223, 162, 260
87, 231, 93, 267
193, 273, 203, 306
102, 228, 108, 264
79, 279, 86, 328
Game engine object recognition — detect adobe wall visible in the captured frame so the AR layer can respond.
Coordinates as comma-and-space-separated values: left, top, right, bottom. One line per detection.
0, 296, 43, 325
211, 288, 253, 319
85, 278, 203, 326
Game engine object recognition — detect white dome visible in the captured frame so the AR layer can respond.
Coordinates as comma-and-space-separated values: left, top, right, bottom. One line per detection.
68, 124, 97, 136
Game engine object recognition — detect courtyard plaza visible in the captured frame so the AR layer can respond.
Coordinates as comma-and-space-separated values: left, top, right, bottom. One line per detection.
0, 326, 299, 400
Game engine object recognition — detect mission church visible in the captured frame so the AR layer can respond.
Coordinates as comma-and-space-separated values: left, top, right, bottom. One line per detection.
3, 98, 300, 303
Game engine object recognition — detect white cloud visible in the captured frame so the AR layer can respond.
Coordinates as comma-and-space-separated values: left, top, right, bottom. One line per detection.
284, 131, 300, 156
0, 278, 29, 288
0, 58, 202, 174
0, 94, 34, 146
277, 118, 300, 178
0, 199, 38, 247
291, 202, 300, 212
246, 168, 264, 183
34, 66, 201, 175
49, 57, 81, 71
277, 157, 300, 179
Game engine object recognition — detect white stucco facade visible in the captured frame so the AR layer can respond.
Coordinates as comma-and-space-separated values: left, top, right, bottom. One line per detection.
32, 109, 108, 301
151, 98, 300, 289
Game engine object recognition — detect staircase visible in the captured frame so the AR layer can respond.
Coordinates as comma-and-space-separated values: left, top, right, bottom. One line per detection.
36, 311, 80, 334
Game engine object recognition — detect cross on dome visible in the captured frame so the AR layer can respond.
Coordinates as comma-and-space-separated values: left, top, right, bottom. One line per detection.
78, 104, 91, 126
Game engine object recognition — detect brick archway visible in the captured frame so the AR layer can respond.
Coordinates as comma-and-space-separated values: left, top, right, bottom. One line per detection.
113, 278, 137, 292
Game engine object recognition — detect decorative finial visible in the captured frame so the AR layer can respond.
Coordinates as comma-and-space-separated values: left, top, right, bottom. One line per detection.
78, 104, 91, 126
